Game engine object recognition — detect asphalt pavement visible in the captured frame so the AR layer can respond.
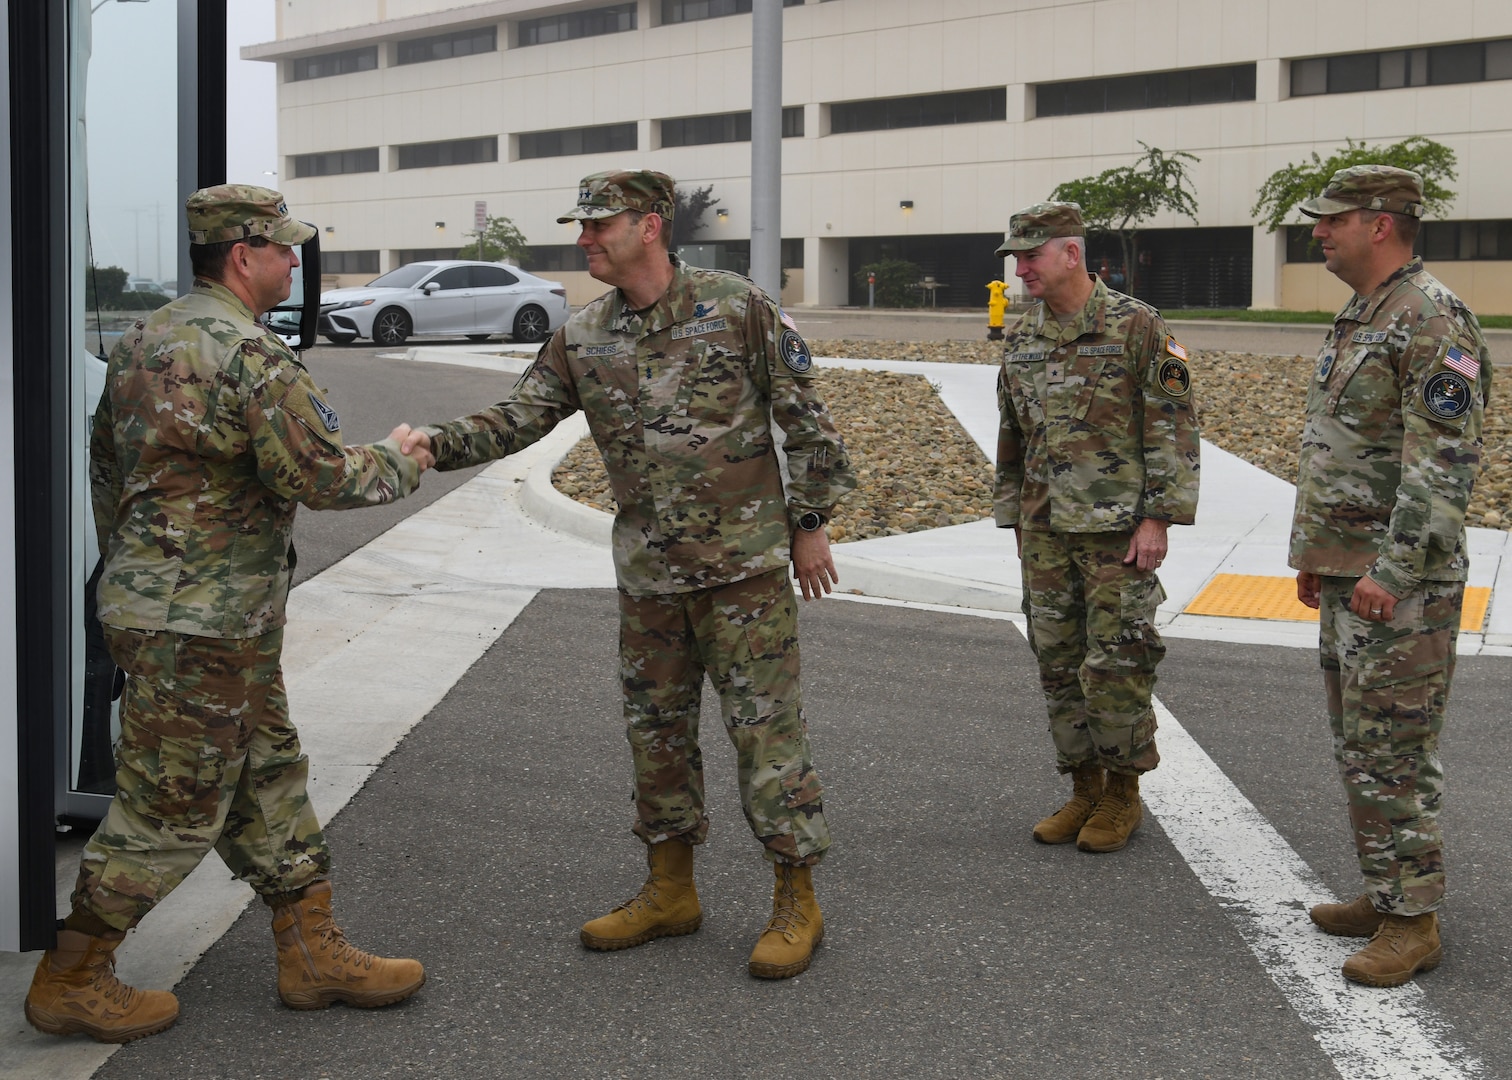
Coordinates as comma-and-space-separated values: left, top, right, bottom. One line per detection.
5, 326, 1508, 1080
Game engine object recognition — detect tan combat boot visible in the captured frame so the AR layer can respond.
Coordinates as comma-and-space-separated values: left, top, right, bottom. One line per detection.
1032, 765, 1105, 844
748, 863, 823, 979
1310, 894, 1386, 937
24, 928, 179, 1043
271, 881, 425, 1009
581, 840, 702, 951
1076, 770, 1143, 853
1341, 912, 1442, 987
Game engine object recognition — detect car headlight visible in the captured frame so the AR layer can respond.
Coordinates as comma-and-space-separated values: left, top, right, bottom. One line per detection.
323, 298, 376, 312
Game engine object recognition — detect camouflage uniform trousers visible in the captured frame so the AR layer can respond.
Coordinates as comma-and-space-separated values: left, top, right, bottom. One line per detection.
1318, 576, 1461, 915
1019, 529, 1165, 774
73, 626, 328, 930
618, 566, 829, 866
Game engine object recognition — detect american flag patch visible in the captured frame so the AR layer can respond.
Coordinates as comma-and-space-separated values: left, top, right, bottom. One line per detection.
1443, 345, 1479, 381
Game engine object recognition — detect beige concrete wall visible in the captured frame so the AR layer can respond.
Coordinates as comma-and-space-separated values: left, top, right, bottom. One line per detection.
1281, 261, 1512, 315
253, 0, 1512, 313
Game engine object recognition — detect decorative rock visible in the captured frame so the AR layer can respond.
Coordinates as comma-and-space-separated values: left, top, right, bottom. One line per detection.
550, 340, 1511, 534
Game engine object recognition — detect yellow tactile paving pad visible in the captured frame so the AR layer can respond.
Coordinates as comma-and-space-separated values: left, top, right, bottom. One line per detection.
1184, 574, 1491, 633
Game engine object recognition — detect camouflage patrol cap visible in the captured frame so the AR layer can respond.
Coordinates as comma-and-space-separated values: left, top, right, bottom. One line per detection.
996, 202, 1086, 255
556, 169, 676, 223
1298, 165, 1425, 219
184, 184, 316, 246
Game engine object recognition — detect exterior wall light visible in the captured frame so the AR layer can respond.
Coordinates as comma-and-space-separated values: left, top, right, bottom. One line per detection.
899, 200, 914, 210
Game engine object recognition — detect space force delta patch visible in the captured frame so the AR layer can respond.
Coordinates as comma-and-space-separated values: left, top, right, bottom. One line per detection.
308, 392, 340, 432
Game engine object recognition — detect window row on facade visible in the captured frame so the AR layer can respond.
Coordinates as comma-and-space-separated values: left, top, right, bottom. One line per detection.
290, 89, 1004, 177
329, 238, 807, 278
1287, 220, 1512, 263
287, 0, 836, 79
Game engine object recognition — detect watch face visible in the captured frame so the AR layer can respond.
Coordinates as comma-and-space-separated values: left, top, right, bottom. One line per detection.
797, 512, 822, 531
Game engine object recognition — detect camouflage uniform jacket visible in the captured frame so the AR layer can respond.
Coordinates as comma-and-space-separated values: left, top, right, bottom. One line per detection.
425, 255, 856, 596
90, 278, 420, 638
994, 276, 1200, 532
1289, 257, 1491, 596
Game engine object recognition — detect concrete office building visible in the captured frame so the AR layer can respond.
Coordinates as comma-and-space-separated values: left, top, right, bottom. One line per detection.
245, 0, 1512, 314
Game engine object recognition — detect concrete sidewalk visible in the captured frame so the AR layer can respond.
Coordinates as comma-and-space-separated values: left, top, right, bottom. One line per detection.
4, 340, 1506, 1077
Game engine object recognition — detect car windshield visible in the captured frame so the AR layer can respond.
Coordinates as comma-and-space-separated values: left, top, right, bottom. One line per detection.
365, 263, 438, 289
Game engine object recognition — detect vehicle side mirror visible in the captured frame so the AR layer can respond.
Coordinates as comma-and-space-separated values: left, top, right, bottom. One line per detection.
262, 226, 320, 351
422, 281, 441, 294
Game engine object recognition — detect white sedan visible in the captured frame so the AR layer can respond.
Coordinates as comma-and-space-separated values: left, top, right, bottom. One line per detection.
319, 260, 570, 346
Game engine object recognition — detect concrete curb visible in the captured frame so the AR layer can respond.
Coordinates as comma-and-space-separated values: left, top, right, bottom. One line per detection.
515, 417, 1024, 612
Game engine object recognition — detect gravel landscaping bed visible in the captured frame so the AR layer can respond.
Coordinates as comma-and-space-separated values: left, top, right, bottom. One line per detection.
550, 339, 1511, 535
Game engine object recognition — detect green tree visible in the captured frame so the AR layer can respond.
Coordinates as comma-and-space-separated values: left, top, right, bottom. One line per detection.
457, 214, 530, 264
1251, 135, 1457, 232
85, 264, 128, 310
672, 184, 719, 248
1050, 142, 1200, 298
855, 258, 924, 308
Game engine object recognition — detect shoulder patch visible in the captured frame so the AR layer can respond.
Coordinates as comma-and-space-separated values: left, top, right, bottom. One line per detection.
1441, 343, 1480, 382
1421, 370, 1473, 421
779, 328, 812, 373
1165, 336, 1189, 361
1157, 357, 1191, 399
308, 392, 340, 433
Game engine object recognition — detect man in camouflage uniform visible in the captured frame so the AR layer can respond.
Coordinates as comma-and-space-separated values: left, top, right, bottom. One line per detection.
25, 186, 430, 1044
1291, 166, 1491, 988
403, 170, 855, 979
994, 202, 1200, 854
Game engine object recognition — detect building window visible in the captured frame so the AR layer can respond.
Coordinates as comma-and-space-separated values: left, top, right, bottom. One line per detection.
781, 238, 804, 268
291, 148, 379, 179
1290, 38, 1512, 97
288, 46, 378, 82
519, 4, 636, 46
396, 26, 497, 66
660, 107, 804, 147
395, 248, 463, 265
323, 250, 380, 276
830, 88, 1006, 133
662, 0, 749, 23
1287, 220, 1512, 262
395, 136, 498, 170
518, 123, 637, 159
527, 244, 590, 272
1035, 64, 1255, 117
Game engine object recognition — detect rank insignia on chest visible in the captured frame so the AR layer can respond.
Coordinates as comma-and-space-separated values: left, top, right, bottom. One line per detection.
1045, 361, 1064, 384
1422, 370, 1473, 420
308, 392, 340, 432
779, 328, 812, 373
1316, 351, 1335, 383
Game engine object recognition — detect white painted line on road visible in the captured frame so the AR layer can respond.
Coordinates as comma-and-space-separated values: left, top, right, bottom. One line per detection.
1142, 696, 1483, 1080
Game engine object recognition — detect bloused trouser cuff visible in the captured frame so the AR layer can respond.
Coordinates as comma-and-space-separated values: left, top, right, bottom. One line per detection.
1318, 576, 1460, 916
73, 627, 329, 930
619, 567, 829, 866
1019, 529, 1164, 774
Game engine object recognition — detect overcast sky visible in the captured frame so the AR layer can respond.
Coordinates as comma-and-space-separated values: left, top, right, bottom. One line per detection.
87, 0, 277, 283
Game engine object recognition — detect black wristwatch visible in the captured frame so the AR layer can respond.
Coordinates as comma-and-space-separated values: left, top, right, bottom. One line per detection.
795, 511, 825, 532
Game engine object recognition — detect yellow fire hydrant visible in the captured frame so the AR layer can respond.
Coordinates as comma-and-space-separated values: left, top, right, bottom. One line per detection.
986, 279, 1008, 340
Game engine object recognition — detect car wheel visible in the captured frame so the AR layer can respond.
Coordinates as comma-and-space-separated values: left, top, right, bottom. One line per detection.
322, 332, 357, 345
512, 305, 549, 344
373, 308, 412, 346
467, 333, 493, 343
